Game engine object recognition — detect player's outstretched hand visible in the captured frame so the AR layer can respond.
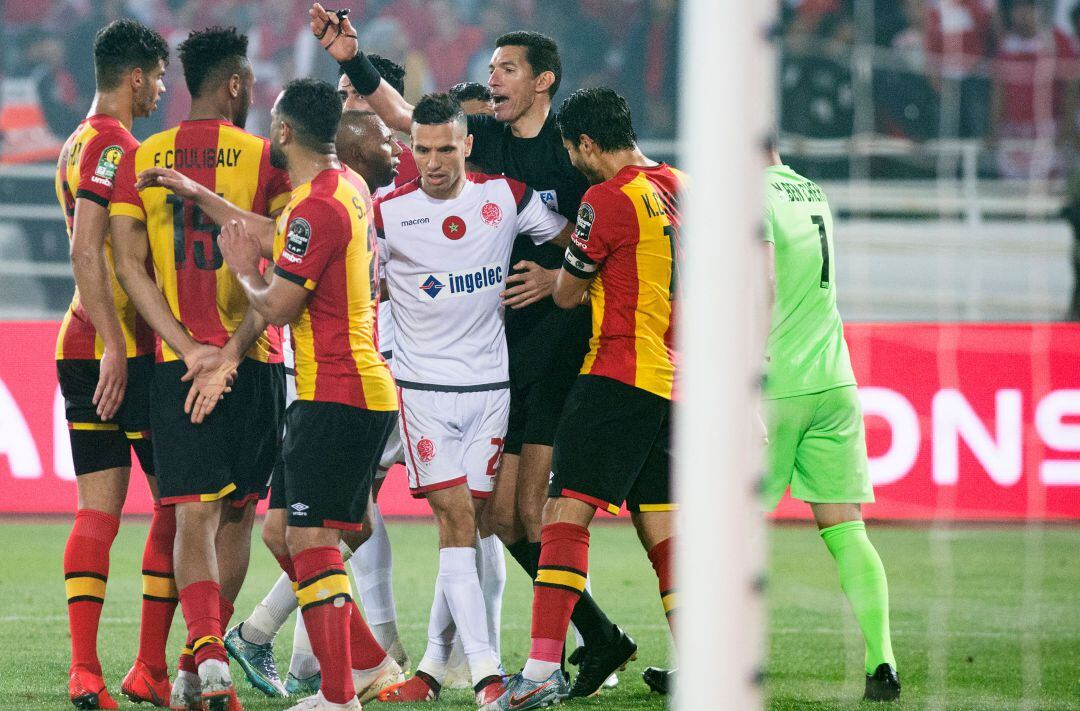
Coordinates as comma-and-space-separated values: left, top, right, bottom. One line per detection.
310, 3, 358, 61
136, 167, 200, 199
501, 261, 557, 309
180, 344, 237, 424
92, 344, 128, 421
218, 219, 262, 277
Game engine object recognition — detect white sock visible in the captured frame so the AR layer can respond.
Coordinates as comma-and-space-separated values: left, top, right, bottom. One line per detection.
522, 657, 560, 683
288, 610, 320, 678
438, 546, 500, 686
351, 504, 398, 628
417, 572, 455, 682
241, 570, 297, 646
475, 534, 505, 664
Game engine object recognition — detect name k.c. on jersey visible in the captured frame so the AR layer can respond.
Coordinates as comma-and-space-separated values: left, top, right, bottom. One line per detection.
564, 163, 685, 400
54, 114, 153, 360
109, 118, 291, 362
273, 166, 396, 410
374, 174, 567, 389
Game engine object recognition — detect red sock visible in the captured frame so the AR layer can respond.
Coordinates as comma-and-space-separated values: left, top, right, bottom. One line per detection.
137, 503, 177, 677
294, 546, 354, 704
178, 580, 227, 665
647, 537, 675, 635
275, 553, 297, 582
529, 522, 590, 663
349, 601, 387, 671
65, 509, 120, 675
219, 596, 235, 632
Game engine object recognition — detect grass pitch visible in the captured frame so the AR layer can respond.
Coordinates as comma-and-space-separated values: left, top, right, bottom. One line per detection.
0, 518, 1077, 710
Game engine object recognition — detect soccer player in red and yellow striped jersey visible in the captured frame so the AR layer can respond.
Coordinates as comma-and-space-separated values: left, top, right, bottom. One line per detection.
141, 79, 398, 711
109, 27, 289, 710
53, 20, 169, 711
486, 88, 684, 710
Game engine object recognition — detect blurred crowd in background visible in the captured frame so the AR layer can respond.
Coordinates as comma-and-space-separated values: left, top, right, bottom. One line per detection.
0, 0, 679, 156
780, 0, 1080, 179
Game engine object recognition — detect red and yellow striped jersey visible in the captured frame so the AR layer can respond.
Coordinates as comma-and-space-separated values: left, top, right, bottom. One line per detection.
272, 166, 396, 410
110, 118, 292, 362
54, 114, 154, 360
563, 163, 685, 400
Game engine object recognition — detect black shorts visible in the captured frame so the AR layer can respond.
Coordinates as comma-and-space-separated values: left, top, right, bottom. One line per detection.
57, 355, 155, 476
269, 455, 286, 509
549, 375, 673, 514
504, 307, 591, 455
151, 359, 284, 507
283, 401, 396, 531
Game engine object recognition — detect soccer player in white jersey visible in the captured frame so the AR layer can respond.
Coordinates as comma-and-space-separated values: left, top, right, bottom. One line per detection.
374, 93, 573, 707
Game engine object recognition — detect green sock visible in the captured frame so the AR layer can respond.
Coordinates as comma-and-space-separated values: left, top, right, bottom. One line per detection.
820, 520, 896, 674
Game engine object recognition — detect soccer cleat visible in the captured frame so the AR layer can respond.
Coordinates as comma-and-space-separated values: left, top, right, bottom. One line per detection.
285, 671, 321, 697
198, 659, 242, 711
602, 672, 619, 689
474, 676, 507, 706
478, 670, 569, 711
443, 640, 471, 689
224, 624, 287, 697
642, 666, 675, 695
168, 670, 201, 710
284, 691, 361, 711
567, 630, 637, 698
377, 670, 440, 702
864, 663, 901, 702
352, 655, 405, 703
69, 667, 119, 710
121, 660, 172, 706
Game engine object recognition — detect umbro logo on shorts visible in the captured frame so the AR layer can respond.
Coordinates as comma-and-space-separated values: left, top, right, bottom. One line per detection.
291, 502, 309, 516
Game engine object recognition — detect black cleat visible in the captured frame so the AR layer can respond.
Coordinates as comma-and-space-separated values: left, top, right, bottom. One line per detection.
642, 666, 675, 695
864, 663, 901, 702
567, 630, 638, 698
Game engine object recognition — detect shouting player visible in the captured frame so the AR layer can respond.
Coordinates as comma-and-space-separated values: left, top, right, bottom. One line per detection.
110, 26, 291, 711
372, 93, 572, 707
55, 19, 168, 710
312, 6, 633, 694
484, 88, 683, 711
223, 109, 405, 700
761, 140, 901, 702
140, 80, 402, 711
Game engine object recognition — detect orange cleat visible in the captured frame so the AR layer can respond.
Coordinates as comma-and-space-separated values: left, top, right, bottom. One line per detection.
69, 667, 119, 710
377, 672, 440, 703
121, 660, 172, 707
474, 677, 507, 706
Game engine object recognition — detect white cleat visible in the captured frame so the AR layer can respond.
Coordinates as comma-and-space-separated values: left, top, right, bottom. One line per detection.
170, 670, 202, 710
353, 655, 405, 703
603, 672, 619, 689
285, 690, 361, 711
443, 640, 472, 690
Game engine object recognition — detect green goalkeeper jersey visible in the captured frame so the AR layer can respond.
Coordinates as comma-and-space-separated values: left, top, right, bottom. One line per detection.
762, 164, 855, 399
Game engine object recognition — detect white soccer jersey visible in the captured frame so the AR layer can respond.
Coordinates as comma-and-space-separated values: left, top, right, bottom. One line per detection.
374, 181, 399, 359
375, 173, 567, 389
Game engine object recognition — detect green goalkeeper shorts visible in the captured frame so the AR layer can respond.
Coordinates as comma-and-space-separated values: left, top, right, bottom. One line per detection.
762, 385, 873, 511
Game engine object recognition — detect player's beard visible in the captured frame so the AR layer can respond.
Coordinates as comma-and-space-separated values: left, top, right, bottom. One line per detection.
269, 138, 287, 170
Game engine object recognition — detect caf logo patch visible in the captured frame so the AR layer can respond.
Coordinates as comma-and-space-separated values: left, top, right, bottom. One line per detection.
442, 216, 466, 240
480, 201, 502, 227
575, 202, 595, 243
94, 145, 124, 181
285, 217, 312, 257
417, 437, 436, 463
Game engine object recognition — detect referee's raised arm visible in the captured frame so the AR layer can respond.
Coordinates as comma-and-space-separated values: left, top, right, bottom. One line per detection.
308, 3, 414, 133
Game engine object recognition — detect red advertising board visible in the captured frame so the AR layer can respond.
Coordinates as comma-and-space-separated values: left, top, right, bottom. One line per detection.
1, 321, 1079, 520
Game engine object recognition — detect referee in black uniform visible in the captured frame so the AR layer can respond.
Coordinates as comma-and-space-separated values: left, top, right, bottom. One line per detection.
307, 3, 634, 698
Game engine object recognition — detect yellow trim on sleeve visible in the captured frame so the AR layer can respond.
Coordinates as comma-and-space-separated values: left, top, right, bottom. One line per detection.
109, 201, 146, 223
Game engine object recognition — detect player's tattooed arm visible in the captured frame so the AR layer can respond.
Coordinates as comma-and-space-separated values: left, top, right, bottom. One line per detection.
111, 215, 203, 360
309, 3, 414, 133
137, 167, 276, 257
70, 198, 128, 420
219, 219, 308, 327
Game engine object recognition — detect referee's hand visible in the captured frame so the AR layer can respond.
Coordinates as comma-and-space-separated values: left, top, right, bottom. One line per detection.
310, 3, 359, 61
501, 261, 556, 309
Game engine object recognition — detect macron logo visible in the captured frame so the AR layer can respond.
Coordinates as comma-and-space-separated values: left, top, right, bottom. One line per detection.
401, 217, 431, 227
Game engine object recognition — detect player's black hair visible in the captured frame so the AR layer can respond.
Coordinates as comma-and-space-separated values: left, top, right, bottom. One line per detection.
338, 53, 406, 94
556, 87, 637, 152
449, 82, 491, 103
278, 78, 343, 150
495, 31, 561, 97
177, 26, 249, 98
412, 93, 466, 129
93, 19, 170, 92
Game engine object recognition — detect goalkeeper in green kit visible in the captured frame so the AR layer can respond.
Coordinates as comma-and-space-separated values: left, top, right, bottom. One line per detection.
761, 138, 900, 702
